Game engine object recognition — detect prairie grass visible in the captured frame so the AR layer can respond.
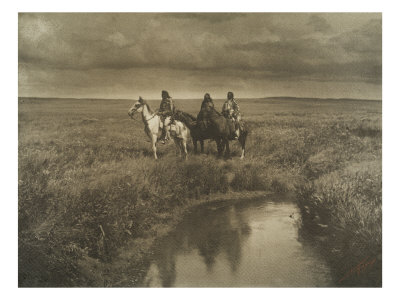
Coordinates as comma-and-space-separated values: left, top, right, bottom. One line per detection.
18, 97, 381, 286
297, 161, 382, 286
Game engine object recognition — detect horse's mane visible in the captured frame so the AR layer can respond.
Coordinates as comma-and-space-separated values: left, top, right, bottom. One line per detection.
179, 110, 196, 121
173, 110, 197, 127
141, 99, 154, 114
208, 107, 222, 117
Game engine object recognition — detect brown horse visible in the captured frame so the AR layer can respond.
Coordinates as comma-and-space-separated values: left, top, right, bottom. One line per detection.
201, 106, 248, 159
173, 107, 248, 159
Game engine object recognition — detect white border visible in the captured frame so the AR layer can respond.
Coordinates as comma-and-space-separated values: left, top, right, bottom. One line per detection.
3, 1, 399, 299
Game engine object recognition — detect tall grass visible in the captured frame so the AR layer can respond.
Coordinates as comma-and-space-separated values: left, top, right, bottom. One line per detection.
297, 162, 382, 286
18, 97, 382, 286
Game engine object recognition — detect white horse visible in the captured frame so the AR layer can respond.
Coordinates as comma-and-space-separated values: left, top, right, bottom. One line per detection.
128, 97, 189, 160
166, 116, 190, 160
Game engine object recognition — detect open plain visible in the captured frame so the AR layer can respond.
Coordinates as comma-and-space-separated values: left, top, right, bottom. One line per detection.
18, 97, 382, 287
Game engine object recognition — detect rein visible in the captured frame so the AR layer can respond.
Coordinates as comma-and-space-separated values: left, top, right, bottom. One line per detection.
130, 103, 158, 127
143, 113, 157, 123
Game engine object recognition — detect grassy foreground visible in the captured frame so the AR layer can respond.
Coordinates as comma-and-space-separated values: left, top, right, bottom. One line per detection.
18, 97, 381, 286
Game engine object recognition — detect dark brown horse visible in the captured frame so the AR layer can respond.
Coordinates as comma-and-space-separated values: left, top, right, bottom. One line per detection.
200, 106, 248, 159
173, 107, 248, 159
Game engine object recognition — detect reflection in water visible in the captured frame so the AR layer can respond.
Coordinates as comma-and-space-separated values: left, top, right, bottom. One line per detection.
154, 242, 177, 287
138, 197, 334, 287
144, 205, 251, 287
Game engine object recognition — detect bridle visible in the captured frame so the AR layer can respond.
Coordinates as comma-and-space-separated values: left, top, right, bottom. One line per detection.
129, 102, 158, 126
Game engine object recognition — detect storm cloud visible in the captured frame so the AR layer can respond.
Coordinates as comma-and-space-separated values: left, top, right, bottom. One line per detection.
18, 13, 381, 99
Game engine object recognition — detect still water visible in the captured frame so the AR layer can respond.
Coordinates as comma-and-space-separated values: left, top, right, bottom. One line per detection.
138, 195, 334, 287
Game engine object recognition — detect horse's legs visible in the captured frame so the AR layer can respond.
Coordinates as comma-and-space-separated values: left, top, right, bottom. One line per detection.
215, 138, 223, 158
181, 140, 188, 160
224, 138, 231, 159
200, 140, 204, 153
239, 133, 246, 159
146, 129, 157, 159
166, 127, 171, 141
152, 134, 158, 160
174, 138, 181, 157
215, 139, 220, 156
193, 139, 198, 154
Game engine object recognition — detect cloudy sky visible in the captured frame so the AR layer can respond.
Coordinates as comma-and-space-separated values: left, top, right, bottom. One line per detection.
18, 13, 381, 100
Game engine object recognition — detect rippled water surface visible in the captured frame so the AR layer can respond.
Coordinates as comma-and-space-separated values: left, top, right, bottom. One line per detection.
138, 196, 334, 287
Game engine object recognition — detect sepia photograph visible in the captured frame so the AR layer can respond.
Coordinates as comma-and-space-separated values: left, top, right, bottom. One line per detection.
18, 12, 382, 287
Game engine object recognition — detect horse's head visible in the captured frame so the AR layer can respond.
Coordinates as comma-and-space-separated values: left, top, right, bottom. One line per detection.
128, 97, 145, 118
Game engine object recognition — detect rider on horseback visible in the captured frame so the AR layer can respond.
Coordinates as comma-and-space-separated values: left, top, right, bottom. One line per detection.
158, 90, 175, 144
222, 91, 241, 139
201, 93, 215, 110
197, 93, 215, 132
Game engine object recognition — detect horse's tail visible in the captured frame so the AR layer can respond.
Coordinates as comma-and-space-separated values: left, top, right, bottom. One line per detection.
240, 120, 249, 135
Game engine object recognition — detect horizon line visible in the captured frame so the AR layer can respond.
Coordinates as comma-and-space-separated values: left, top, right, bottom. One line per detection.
18, 96, 382, 102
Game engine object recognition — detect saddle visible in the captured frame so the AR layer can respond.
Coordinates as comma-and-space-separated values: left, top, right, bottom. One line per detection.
158, 110, 173, 120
